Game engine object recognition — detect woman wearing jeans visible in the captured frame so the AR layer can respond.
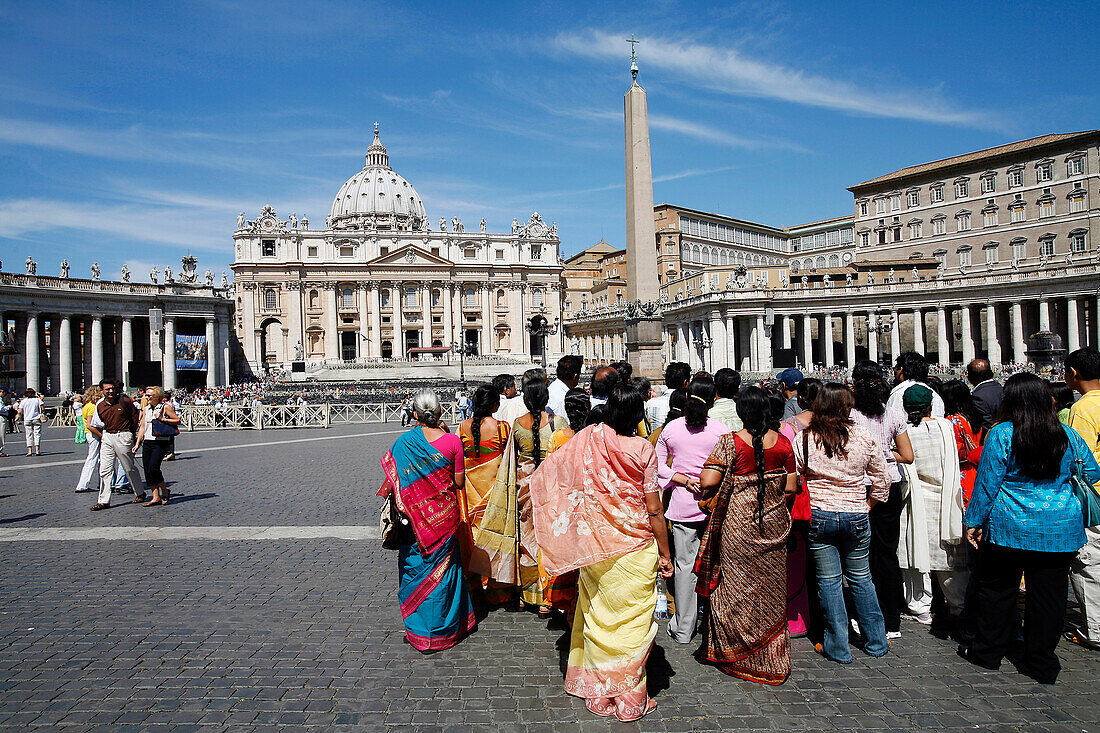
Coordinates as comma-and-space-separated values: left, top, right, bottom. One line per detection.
134, 386, 180, 506
794, 383, 891, 663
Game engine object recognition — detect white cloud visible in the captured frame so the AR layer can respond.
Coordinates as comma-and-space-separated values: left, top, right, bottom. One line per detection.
553, 30, 989, 127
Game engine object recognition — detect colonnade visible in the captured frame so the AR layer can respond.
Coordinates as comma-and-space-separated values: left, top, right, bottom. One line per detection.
2, 310, 232, 395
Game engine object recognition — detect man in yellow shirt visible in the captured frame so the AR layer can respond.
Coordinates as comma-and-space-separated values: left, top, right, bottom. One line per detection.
1066, 347, 1100, 651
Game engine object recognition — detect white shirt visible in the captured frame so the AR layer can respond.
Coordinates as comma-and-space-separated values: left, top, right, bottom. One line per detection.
547, 379, 570, 418
19, 397, 43, 422
493, 395, 528, 425
887, 379, 945, 419
647, 391, 672, 428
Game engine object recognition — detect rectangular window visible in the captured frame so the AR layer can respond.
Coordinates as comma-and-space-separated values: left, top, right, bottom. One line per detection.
933, 218, 946, 235
380, 290, 391, 307
403, 288, 418, 309
1013, 241, 1026, 260
495, 249, 504, 260
858, 201, 868, 216
1040, 240, 1055, 258
431, 247, 440, 256
890, 194, 901, 212
983, 211, 997, 227
955, 180, 969, 198
930, 186, 944, 203
1037, 163, 1053, 182
957, 213, 971, 231
261, 240, 276, 257
878, 229, 887, 245
339, 245, 354, 257
959, 249, 972, 267
1011, 207, 1025, 223
1039, 201, 1055, 218
1071, 233, 1087, 252
1071, 197, 1086, 213
909, 221, 922, 238
380, 246, 389, 256
1008, 170, 1023, 187
307, 245, 318, 257
907, 190, 920, 208
891, 225, 902, 242
431, 291, 441, 307
827, 229, 840, 246
531, 245, 542, 260
1069, 158, 1084, 175
464, 248, 477, 259
875, 198, 886, 214
981, 176, 996, 193
859, 232, 870, 247
985, 246, 998, 264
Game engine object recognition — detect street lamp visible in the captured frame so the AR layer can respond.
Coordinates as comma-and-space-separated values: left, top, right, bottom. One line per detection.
528, 315, 559, 368
450, 337, 467, 386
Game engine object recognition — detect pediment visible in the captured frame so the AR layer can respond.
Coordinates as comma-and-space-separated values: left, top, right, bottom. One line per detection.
367, 245, 451, 267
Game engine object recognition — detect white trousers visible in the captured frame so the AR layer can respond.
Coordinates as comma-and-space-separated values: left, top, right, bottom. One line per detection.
97, 432, 143, 505
23, 422, 41, 448
76, 434, 129, 491
903, 568, 969, 616
1071, 526, 1100, 641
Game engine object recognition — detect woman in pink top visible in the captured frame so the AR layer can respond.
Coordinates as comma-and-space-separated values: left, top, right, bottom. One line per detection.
793, 383, 891, 664
654, 374, 730, 644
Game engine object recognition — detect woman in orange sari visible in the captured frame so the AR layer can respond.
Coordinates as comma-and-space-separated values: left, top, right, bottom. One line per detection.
530, 385, 673, 722
543, 387, 591, 613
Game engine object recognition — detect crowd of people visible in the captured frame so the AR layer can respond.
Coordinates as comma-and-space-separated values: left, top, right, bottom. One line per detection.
381, 348, 1100, 722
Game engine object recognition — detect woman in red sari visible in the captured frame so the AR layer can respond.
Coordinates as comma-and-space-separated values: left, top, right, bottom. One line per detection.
696, 386, 798, 684
941, 380, 983, 504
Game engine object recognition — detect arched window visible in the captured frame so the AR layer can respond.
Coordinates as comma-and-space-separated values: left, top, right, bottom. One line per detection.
308, 289, 319, 308
828, 254, 840, 268
341, 288, 354, 309
790, 261, 800, 273
496, 289, 506, 308
720, 250, 728, 265
264, 288, 277, 310
431, 289, 441, 307
815, 256, 826, 269
464, 288, 477, 308
692, 244, 701, 262
711, 249, 719, 265
380, 289, 390, 307
533, 289, 545, 309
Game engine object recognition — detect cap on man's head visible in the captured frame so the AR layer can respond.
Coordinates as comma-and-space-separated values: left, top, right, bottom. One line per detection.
776, 368, 804, 388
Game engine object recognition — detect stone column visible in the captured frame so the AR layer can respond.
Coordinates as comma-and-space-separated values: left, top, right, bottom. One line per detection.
370, 284, 383, 359
91, 316, 104, 385
911, 308, 924, 356
356, 285, 369, 359
59, 315, 73, 395
421, 284, 432, 355
440, 284, 453, 352
25, 312, 41, 392
288, 283, 304, 361
757, 315, 771, 371
780, 313, 792, 350
220, 316, 231, 385
845, 311, 856, 366
822, 313, 834, 368
936, 306, 950, 365
960, 305, 975, 364
678, 322, 690, 363
326, 284, 340, 361
867, 314, 879, 362
205, 318, 216, 387
985, 304, 1002, 366
480, 285, 492, 355
121, 317, 133, 389
889, 309, 901, 361
1011, 301, 1026, 363
47, 318, 61, 395
1067, 297, 1081, 353
725, 314, 737, 369
240, 284, 257, 369
709, 312, 725, 371
163, 317, 177, 391
1038, 298, 1050, 332
801, 314, 813, 370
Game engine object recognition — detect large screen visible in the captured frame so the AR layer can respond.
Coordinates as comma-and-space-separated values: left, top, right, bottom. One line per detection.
175, 334, 208, 371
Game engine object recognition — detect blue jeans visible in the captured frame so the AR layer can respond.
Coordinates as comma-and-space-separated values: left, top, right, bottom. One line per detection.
809, 510, 889, 663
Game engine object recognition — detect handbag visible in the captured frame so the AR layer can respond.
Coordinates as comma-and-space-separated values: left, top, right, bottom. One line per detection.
1069, 447, 1100, 527
379, 494, 403, 550
790, 431, 812, 522
697, 437, 735, 514
150, 406, 179, 437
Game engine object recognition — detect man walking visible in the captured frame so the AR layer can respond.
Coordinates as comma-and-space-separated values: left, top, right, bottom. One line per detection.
89, 378, 145, 511
1065, 347, 1100, 651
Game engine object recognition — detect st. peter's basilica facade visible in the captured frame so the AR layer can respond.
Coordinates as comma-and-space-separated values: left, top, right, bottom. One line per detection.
231, 126, 565, 375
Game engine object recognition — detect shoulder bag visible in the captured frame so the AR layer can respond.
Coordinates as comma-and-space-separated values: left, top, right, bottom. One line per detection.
1069, 444, 1100, 528
151, 405, 180, 437
697, 437, 735, 514
788, 432, 813, 521
379, 494, 403, 549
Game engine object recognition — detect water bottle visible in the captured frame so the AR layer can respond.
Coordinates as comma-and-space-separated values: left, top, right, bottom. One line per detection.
654, 588, 671, 620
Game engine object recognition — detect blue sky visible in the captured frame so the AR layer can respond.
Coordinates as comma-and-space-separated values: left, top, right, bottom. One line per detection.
0, 1, 1096, 281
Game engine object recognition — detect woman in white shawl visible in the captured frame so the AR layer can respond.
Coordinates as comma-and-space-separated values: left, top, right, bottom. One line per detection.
897, 384, 967, 625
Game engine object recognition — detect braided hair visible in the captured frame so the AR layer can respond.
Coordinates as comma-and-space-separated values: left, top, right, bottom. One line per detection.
736, 386, 772, 531
563, 387, 590, 433
522, 381, 550, 468
468, 383, 499, 459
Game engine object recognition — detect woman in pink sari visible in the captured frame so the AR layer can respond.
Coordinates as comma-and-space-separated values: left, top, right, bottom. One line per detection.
529, 385, 673, 722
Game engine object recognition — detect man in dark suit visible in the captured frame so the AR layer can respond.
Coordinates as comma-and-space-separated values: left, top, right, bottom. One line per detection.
966, 359, 1002, 433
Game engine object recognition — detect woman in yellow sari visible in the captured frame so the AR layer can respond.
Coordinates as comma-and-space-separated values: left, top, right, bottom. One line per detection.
458, 384, 516, 602
530, 385, 673, 722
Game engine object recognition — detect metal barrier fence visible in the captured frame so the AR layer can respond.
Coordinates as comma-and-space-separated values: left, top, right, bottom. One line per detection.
175, 402, 461, 431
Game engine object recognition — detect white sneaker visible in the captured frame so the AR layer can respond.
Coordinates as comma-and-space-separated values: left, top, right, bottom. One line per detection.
887, 630, 902, 640
850, 619, 861, 637
902, 611, 933, 625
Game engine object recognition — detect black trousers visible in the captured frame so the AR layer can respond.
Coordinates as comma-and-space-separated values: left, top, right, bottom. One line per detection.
142, 441, 169, 486
869, 480, 906, 631
969, 543, 1073, 683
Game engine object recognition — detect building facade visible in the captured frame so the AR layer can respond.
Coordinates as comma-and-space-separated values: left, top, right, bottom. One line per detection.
231, 127, 565, 375
565, 130, 1100, 371
1, 263, 233, 395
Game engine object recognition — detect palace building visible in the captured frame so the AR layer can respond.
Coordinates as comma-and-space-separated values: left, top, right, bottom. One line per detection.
231, 126, 565, 376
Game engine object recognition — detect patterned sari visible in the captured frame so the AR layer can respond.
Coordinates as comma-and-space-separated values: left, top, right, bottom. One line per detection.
460, 421, 517, 603
695, 433, 793, 685
529, 424, 659, 721
381, 427, 476, 652
513, 413, 567, 606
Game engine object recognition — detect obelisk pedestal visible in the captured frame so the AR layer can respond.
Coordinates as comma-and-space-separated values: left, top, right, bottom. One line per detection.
623, 71, 664, 379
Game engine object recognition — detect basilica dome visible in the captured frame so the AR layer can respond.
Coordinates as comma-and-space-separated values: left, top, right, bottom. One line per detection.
327, 125, 428, 231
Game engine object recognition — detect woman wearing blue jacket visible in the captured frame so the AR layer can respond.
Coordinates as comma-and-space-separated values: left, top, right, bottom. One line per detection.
959, 373, 1100, 684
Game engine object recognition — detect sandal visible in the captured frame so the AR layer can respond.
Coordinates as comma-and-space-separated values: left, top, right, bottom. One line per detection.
132, 494, 148, 503
142, 497, 166, 507
90, 503, 109, 511
1064, 630, 1100, 651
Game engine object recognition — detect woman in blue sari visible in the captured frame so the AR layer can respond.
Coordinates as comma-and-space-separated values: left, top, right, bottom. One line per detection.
381, 389, 476, 652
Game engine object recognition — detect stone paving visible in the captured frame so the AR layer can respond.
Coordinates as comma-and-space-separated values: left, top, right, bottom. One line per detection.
1, 424, 1098, 731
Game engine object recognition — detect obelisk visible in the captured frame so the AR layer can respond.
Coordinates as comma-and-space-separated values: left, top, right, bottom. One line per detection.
623, 38, 664, 378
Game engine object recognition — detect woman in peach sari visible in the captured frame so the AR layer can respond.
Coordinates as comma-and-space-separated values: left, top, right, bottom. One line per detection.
530, 385, 673, 722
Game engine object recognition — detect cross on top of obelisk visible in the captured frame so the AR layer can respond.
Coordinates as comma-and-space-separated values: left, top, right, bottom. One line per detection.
626, 34, 639, 81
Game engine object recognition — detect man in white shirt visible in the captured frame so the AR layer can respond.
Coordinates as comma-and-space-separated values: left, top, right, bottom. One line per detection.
647, 361, 690, 428
547, 355, 583, 418
492, 373, 527, 424
886, 352, 945, 418
588, 366, 619, 407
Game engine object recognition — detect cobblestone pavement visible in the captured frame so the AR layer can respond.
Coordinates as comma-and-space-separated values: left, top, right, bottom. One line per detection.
1, 425, 1098, 731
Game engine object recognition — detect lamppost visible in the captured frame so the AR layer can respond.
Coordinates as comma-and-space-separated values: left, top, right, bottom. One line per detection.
528, 315, 559, 368
450, 337, 467, 386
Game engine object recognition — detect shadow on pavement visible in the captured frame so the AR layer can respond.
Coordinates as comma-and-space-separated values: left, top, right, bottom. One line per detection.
0, 513, 47, 524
